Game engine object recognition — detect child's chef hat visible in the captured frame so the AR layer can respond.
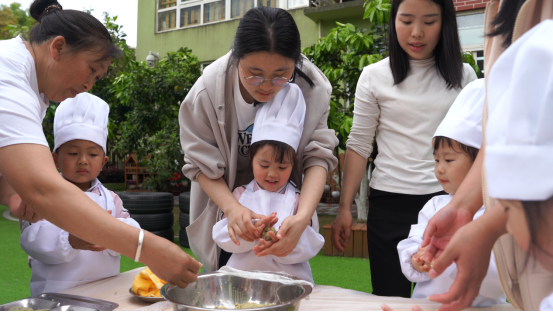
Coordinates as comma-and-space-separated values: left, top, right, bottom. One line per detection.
251, 83, 305, 152
434, 79, 485, 149
486, 20, 553, 201
54, 93, 109, 154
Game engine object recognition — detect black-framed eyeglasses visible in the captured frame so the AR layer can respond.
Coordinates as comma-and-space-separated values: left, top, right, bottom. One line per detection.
240, 64, 292, 87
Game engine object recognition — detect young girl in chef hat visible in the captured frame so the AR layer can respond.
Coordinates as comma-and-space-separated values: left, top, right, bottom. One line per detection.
485, 20, 553, 311
396, 79, 506, 306
20, 93, 140, 296
213, 83, 324, 283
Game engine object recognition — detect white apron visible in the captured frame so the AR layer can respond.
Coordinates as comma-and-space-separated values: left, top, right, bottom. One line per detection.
212, 181, 325, 283
21, 183, 123, 296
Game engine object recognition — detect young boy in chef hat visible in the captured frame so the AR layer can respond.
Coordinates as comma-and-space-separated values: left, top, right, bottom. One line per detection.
213, 83, 324, 283
396, 79, 506, 306
485, 20, 553, 311
20, 93, 140, 296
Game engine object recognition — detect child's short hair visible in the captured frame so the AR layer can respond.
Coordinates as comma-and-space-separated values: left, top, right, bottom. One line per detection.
245, 140, 299, 184
433, 136, 479, 162
248, 140, 297, 166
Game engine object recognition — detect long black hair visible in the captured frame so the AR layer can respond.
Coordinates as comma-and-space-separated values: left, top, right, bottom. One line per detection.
487, 0, 526, 48
521, 197, 553, 270
388, 0, 464, 89
29, 0, 121, 61
231, 7, 315, 89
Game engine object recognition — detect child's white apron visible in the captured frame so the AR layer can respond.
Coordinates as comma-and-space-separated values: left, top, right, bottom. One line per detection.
24, 183, 121, 296
221, 180, 320, 283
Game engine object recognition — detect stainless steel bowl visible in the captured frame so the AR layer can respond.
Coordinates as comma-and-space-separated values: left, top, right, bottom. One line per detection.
50, 305, 99, 311
161, 271, 312, 311
0, 298, 60, 311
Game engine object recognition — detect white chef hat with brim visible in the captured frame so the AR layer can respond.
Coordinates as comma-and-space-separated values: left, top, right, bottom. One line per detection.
485, 20, 553, 201
434, 78, 485, 149
53, 93, 110, 154
251, 83, 305, 152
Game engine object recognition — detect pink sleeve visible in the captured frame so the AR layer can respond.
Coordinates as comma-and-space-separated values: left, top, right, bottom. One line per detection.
293, 193, 301, 215
232, 187, 245, 201
110, 191, 131, 218
222, 187, 245, 219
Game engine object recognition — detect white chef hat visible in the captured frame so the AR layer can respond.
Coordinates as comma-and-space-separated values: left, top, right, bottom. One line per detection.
434, 78, 485, 149
53, 93, 110, 154
251, 83, 305, 152
485, 20, 553, 201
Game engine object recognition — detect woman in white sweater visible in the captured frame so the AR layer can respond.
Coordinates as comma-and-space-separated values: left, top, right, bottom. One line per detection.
331, 0, 476, 297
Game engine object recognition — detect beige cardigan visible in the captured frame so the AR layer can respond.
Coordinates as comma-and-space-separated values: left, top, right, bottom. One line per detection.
483, 1, 553, 310
179, 51, 338, 272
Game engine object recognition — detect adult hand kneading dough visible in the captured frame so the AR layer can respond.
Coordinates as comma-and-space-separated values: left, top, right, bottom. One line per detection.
0, 0, 200, 287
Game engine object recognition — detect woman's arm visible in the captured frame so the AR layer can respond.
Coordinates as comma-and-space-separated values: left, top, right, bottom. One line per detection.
0, 143, 201, 288
421, 148, 484, 263
427, 201, 507, 310
332, 67, 379, 252
255, 165, 327, 257
331, 149, 367, 251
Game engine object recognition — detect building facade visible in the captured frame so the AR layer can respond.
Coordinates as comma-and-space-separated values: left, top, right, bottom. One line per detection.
137, 0, 489, 73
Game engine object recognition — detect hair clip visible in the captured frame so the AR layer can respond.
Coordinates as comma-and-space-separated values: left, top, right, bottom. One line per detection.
43, 4, 62, 14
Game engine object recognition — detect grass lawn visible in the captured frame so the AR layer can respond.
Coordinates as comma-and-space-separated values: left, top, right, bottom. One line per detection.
0, 204, 372, 304
102, 183, 126, 192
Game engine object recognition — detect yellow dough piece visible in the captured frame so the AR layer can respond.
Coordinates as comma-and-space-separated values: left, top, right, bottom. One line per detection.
141, 267, 167, 289
132, 267, 167, 297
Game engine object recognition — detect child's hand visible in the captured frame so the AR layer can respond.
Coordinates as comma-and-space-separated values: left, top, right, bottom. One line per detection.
253, 230, 279, 256
253, 212, 278, 235
69, 210, 112, 251
69, 234, 107, 251
411, 247, 431, 273
381, 303, 422, 311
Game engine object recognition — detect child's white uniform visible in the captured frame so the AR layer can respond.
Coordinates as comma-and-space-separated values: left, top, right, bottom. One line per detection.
213, 180, 324, 283
540, 292, 553, 310
397, 194, 506, 306
20, 180, 140, 296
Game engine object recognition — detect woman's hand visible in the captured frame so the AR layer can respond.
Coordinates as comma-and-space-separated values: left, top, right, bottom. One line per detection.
421, 204, 473, 263
225, 203, 266, 244
141, 231, 202, 289
426, 203, 507, 311
331, 207, 353, 252
255, 213, 310, 257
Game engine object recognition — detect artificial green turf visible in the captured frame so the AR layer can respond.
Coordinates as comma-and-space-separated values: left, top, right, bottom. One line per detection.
102, 183, 126, 192
0, 205, 33, 304
0, 204, 372, 305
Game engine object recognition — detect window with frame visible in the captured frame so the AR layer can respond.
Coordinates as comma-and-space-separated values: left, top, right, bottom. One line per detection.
204, 0, 226, 23
231, 0, 256, 19
287, 0, 308, 8
181, 6, 201, 27
158, 10, 177, 31
457, 12, 485, 49
257, 0, 280, 8
159, 0, 177, 9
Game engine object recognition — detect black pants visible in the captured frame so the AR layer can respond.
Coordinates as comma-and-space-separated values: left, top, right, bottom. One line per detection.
367, 187, 446, 298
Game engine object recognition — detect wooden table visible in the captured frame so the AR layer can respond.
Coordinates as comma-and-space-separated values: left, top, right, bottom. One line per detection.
61, 268, 517, 311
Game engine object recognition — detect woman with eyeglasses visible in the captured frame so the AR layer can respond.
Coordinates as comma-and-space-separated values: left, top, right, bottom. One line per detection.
179, 6, 338, 272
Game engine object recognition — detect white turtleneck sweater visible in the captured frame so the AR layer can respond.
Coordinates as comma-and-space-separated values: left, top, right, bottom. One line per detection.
346, 57, 477, 195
